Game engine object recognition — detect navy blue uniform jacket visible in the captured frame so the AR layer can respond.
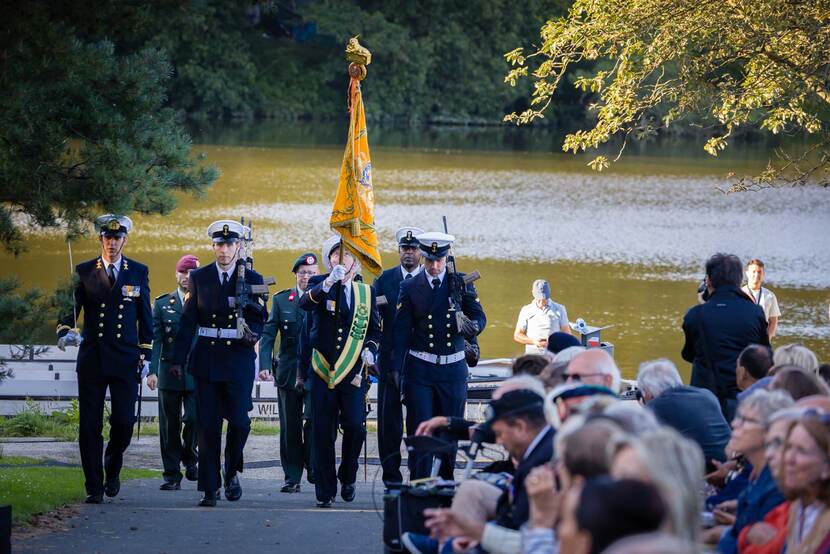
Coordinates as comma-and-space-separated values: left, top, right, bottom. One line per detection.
392, 271, 486, 382
682, 285, 769, 399
297, 274, 381, 382
172, 264, 267, 382
372, 266, 409, 376
57, 256, 152, 377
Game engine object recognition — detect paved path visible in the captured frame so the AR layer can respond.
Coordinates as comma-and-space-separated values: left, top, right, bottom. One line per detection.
14, 478, 386, 554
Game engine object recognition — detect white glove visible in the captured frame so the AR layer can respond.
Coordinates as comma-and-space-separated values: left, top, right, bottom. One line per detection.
323, 265, 348, 292
361, 348, 375, 367
140, 361, 150, 380
57, 330, 82, 351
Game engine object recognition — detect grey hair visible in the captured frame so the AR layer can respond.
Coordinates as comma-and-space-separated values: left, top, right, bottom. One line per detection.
740, 388, 795, 421
603, 532, 700, 554
766, 406, 809, 427
637, 359, 683, 399
774, 343, 820, 373
554, 345, 586, 363
604, 402, 661, 434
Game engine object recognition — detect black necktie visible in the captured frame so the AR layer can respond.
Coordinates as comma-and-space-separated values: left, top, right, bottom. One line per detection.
222, 272, 229, 287
405, 273, 413, 280
107, 264, 116, 287
432, 278, 440, 290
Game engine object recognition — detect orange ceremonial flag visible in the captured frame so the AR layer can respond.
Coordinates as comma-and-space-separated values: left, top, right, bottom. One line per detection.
329, 70, 382, 275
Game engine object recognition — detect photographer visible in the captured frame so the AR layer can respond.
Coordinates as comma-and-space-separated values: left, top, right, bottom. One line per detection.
682, 253, 769, 421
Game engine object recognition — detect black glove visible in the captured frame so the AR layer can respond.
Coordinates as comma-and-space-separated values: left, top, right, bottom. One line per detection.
242, 330, 260, 348
458, 313, 480, 339
464, 340, 480, 367
294, 377, 305, 393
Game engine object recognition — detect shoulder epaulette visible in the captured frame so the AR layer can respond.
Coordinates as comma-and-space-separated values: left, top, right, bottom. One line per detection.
275, 288, 292, 296
155, 292, 170, 301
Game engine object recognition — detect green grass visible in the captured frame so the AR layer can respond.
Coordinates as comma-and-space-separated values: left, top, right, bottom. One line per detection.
0, 455, 158, 525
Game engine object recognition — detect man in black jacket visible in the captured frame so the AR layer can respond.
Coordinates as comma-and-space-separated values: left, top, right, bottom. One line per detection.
682, 253, 769, 421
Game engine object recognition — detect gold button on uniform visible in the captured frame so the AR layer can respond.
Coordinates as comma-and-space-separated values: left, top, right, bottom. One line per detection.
117, 324, 122, 329
98, 322, 104, 327
119, 304, 124, 309
428, 334, 433, 338
226, 341, 232, 346
447, 342, 452, 347
100, 303, 105, 308
446, 323, 451, 328
167, 337, 173, 343
228, 314, 233, 319
212, 314, 216, 318
428, 324, 433, 329
117, 314, 122, 319
211, 341, 216, 346
98, 332, 103, 337
427, 315, 432, 320
446, 313, 450, 319
99, 313, 104, 318
116, 333, 121, 338
429, 343, 434, 348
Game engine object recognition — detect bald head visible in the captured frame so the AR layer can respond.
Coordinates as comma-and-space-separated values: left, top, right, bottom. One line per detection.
566, 349, 621, 393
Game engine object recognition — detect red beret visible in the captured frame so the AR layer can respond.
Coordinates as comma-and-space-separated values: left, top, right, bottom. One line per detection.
176, 254, 199, 273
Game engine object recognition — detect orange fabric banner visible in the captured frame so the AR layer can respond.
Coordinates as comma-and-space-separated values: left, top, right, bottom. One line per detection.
329, 76, 382, 275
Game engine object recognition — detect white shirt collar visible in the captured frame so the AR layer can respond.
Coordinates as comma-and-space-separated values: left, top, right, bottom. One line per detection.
524, 425, 552, 461
400, 265, 422, 279
426, 269, 446, 285
177, 288, 186, 304
102, 256, 122, 272
215, 261, 237, 283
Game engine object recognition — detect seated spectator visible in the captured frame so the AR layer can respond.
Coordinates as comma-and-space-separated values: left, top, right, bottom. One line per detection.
610, 427, 704, 543
770, 366, 830, 400
512, 354, 552, 377
557, 477, 666, 554
601, 402, 661, 435
409, 388, 553, 554
564, 349, 621, 393
773, 343, 820, 373
546, 331, 580, 355
538, 360, 568, 390
781, 409, 830, 553
738, 406, 803, 554
710, 389, 794, 553
736, 344, 775, 400
545, 383, 617, 428
636, 358, 731, 472
682, 253, 769, 421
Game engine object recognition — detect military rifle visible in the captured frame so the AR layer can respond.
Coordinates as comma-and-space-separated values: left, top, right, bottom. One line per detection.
233, 218, 276, 344
442, 216, 482, 334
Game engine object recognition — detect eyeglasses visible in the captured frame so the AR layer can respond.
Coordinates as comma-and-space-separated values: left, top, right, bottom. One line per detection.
563, 372, 605, 382
296, 270, 316, 277
764, 437, 784, 451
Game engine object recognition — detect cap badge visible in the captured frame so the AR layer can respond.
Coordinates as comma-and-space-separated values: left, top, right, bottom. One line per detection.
107, 219, 120, 231
306, 256, 315, 264
431, 242, 438, 253
222, 224, 229, 237
406, 231, 413, 240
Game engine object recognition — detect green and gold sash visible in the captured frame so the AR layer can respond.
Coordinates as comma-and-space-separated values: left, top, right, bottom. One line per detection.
312, 282, 371, 389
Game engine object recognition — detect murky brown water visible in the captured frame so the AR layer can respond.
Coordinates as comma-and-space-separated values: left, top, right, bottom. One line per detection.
3, 124, 829, 380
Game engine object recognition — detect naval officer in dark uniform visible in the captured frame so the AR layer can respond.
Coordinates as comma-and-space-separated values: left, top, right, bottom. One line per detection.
298, 236, 381, 507
392, 232, 486, 480
372, 226, 423, 485
148, 254, 200, 490
170, 220, 267, 507
259, 252, 319, 493
56, 214, 153, 504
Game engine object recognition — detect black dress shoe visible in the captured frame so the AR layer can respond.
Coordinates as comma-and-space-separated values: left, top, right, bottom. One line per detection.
341, 483, 356, 502
280, 482, 301, 493
159, 481, 181, 491
84, 494, 103, 504
185, 465, 198, 481
316, 499, 333, 508
104, 478, 120, 498
224, 473, 242, 502
198, 490, 218, 507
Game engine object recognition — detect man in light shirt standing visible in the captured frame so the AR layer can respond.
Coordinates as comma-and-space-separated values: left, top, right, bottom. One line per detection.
514, 279, 571, 354
742, 258, 781, 340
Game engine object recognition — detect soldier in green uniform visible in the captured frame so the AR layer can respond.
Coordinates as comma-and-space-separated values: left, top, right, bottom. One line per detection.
148, 254, 200, 490
259, 253, 319, 493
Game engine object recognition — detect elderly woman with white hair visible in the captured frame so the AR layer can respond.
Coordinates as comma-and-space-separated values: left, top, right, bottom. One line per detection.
636, 358, 731, 472
706, 389, 794, 553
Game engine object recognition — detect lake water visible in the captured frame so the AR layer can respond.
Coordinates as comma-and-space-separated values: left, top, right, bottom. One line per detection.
3, 121, 829, 380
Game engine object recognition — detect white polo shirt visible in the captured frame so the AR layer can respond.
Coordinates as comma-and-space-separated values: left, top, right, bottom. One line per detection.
516, 299, 569, 354
742, 285, 781, 322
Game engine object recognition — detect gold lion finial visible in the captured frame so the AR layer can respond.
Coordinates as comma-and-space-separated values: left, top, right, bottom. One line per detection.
345, 36, 371, 66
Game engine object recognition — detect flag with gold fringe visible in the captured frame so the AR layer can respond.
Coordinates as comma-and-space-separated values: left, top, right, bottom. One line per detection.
329, 38, 382, 276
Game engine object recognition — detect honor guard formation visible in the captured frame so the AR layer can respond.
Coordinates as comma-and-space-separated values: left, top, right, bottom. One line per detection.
53, 215, 830, 554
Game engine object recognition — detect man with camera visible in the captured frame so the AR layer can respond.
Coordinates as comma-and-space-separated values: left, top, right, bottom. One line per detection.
682, 253, 769, 421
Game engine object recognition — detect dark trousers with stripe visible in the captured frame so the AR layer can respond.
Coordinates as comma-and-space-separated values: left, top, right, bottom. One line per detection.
277, 386, 312, 484
377, 374, 404, 484
77, 372, 138, 495
405, 377, 466, 481
194, 376, 253, 493
310, 372, 366, 502
158, 388, 198, 483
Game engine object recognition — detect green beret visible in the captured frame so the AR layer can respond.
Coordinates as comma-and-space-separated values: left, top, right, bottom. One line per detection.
292, 252, 318, 273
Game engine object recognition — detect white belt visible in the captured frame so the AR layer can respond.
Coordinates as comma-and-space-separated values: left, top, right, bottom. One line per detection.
198, 327, 239, 339
408, 350, 465, 365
